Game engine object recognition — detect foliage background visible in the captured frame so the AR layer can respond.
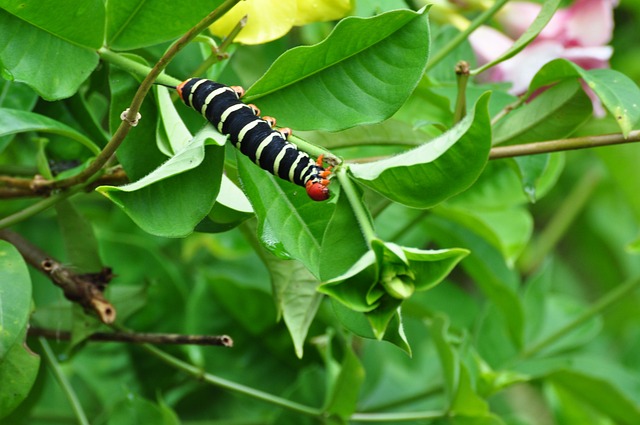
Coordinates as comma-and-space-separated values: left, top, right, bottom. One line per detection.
1, 0, 639, 424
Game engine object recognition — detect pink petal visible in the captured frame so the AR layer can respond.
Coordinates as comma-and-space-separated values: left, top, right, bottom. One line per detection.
497, 41, 565, 94
562, 0, 616, 46
497, 2, 542, 39
469, 26, 514, 65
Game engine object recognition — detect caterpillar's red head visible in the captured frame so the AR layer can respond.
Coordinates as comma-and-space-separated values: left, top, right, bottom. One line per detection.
306, 181, 330, 201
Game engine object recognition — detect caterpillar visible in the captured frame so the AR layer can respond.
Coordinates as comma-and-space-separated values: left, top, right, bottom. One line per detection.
175, 78, 332, 201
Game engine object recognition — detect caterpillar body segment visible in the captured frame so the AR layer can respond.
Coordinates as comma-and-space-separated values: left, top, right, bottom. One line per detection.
176, 78, 331, 201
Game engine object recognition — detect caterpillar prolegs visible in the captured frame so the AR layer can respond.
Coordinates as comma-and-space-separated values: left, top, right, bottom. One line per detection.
176, 78, 332, 201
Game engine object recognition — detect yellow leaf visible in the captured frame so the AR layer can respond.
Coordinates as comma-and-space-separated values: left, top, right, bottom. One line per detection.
294, 0, 352, 26
210, 0, 352, 45
210, 0, 297, 45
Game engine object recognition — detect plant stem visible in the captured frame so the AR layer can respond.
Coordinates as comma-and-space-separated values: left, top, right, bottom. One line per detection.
350, 410, 447, 422
453, 61, 470, 123
490, 130, 640, 159
142, 344, 323, 417
337, 167, 377, 245
0, 184, 85, 229
518, 275, 640, 360
46, 0, 241, 191
517, 167, 601, 275
425, 0, 509, 72
39, 337, 90, 425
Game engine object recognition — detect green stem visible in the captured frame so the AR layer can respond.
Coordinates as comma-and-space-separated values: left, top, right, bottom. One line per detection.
453, 61, 470, 123
517, 168, 601, 275
490, 130, 640, 159
337, 167, 377, 245
425, 0, 509, 72
518, 275, 640, 360
0, 185, 85, 229
47, 0, 241, 191
39, 337, 90, 425
289, 134, 340, 165
350, 410, 447, 422
142, 343, 323, 417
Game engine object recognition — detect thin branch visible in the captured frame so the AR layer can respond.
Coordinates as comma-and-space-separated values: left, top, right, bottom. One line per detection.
0, 229, 116, 323
0, 167, 128, 199
30, 327, 233, 347
489, 130, 640, 159
34, 0, 241, 192
144, 344, 324, 417
517, 275, 640, 361
39, 337, 91, 425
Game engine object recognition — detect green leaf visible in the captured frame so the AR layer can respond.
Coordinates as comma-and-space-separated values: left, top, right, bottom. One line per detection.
55, 200, 103, 272
493, 79, 592, 146
0, 329, 40, 420
155, 86, 194, 156
195, 175, 254, 233
349, 92, 492, 208
426, 216, 524, 349
237, 151, 349, 277
331, 301, 411, 354
0, 108, 101, 155
0, 9, 99, 100
0, 240, 32, 359
245, 8, 431, 131
324, 346, 365, 419
97, 130, 224, 237
429, 315, 459, 403
105, 0, 224, 50
529, 59, 640, 137
549, 369, 640, 425
320, 240, 467, 341
473, 0, 562, 75
0, 0, 104, 48
107, 394, 180, 425
264, 258, 323, 358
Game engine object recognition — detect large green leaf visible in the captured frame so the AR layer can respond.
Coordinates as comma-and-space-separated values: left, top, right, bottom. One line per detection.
426, 216, 524, 350
237, 152, 363, 278
529, 59, 640, 137
0, 8, 99, 100
0, 241, 38, 420
244, 8, 431, 131
97, 129, 224, 237
0, 0, 104, 48
0, 108, 101, 155
105, 0, 224, 50
324, 346, 365, 420
261, 256, 323, 359
0, 240, 32, 360
0, 328, 40, 420
349, 92, 491, 208
493, 79, 592, 146
549, 369, 640, 424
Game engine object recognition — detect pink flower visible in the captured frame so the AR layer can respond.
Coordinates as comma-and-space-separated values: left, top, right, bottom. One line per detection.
470, 0, 616, 95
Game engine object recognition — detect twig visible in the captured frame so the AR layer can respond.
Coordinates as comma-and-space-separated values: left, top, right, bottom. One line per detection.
0, 229, 116, 324
33, 0, 241, 192
489, 130, 640, 159
29, 327, 234, 347
0, 167, 128, 199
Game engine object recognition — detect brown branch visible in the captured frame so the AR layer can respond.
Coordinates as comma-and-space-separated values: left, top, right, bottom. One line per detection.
0, 229, 116, 324
0, 167, 128, 199
29, 327, 233, 347
31, 0, 241, 194
489, 130, 640, 159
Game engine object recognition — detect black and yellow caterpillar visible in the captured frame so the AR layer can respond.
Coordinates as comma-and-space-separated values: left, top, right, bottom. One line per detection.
176, 78, 331, 201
